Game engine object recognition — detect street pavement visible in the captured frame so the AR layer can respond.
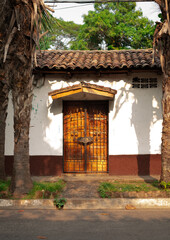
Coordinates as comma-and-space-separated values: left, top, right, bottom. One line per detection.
0, 209, 170, 240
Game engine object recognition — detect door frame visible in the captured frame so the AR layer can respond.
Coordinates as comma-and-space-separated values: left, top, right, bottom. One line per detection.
62, 100, 109, 173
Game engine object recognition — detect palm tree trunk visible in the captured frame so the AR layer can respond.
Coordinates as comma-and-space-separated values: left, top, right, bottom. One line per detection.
8, 1, 34, 196
1, 0, 51, 195
10, 53, 34, 196
160, 2, 170, 182
10, 71, 33, 195
5, 0, 50, 196
154, 0, 170, 182
0, 0, 12, 180
161, 75, 170, 182
161, 56, 170, 182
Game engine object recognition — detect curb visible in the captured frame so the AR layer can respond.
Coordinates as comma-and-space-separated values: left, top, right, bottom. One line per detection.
0, 198, 170, 209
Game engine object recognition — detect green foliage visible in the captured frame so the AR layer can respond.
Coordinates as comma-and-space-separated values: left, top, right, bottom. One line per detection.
26, 180, 65, 199
98, 182, 117, 198
70, 2, 155, 50
158, 13, 163, 22
98, 181, 162, 198
160, 181, 170, 189
53, 197, 67, 209
0, 180, 10, 192
0, 180, 65, 199
0, 180, 11, 199
39, 16, 80, 50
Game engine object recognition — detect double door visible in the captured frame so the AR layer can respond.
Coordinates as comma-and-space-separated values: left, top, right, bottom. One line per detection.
63, 101, 108, 173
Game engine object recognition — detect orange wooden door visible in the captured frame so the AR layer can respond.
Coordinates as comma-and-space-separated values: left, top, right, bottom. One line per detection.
63, 101, 108, 173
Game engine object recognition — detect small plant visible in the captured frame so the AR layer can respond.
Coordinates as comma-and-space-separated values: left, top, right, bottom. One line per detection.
53, 197, 67, 209
98, 180, 166, 198
25, 180, 66, 199
160, 181, 170, 189
0, 180, 10, 192
98, 182, 117, 198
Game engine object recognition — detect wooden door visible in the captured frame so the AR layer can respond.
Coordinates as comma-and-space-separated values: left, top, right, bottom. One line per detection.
63, 101, 108, 173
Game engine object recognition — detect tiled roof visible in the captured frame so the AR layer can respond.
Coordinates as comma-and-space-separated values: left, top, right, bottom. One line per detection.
36, 49, 160, 70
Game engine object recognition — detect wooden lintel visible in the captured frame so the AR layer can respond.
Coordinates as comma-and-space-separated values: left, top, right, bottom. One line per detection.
83, 87, 114, 98
49, 82, 117, 100
51, 88, 82, 99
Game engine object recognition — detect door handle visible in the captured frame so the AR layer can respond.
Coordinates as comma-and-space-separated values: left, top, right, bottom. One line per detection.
77, 137, 93, 144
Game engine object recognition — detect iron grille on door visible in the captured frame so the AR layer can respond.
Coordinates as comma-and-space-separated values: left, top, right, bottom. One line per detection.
63, 101, 108, 173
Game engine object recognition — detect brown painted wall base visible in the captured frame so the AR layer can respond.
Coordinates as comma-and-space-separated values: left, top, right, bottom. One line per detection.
5, 154, 161, 176
5, 156, 63, 176
109, 155, 161, 175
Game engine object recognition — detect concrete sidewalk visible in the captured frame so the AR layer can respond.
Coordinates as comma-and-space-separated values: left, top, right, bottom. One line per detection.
0, 198, 170, 209
32, 175, 160, 182
1, 175, 169, 210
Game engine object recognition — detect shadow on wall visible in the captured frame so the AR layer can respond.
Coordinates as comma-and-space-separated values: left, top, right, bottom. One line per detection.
132, 88, 161, 176
42, 97, 63, 153
31, 86, 62, 154
37, 98, 63, 176
112, 80, 162, 177
49, 99, 62, 115
5, 95, 64, 176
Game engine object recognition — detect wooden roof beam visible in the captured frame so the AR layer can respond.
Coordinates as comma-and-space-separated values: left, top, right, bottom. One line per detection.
48, 81, 117, 100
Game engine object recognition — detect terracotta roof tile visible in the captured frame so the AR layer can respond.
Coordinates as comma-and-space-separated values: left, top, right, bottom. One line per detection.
36, 49, 161, 70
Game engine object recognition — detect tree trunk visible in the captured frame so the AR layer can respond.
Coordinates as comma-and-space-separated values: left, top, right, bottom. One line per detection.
10, 48, 34, 195
8, 1, 35, 196
154, 0, 170, 182
160, 2, 170, 182
161, 76, 170, 182
161, 33, 170, 181
10, 72, 33, 195
0, 0, 12, 180
1, 0, 49, 194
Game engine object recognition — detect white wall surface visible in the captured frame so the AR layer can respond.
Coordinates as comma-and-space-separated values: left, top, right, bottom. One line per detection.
5, 71, 163, 156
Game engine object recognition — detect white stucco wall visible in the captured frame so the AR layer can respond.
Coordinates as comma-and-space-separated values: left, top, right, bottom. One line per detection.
5, 71, 163, 156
